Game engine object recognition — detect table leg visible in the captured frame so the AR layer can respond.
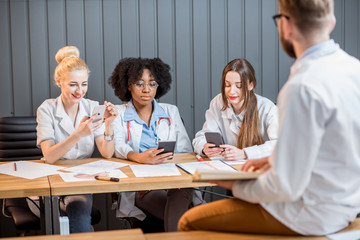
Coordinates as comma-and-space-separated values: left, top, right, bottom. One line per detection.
40, 196, 53, 235
51, 196, 60, 234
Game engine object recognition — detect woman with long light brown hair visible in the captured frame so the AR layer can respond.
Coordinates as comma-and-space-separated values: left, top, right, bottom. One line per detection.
193, 58, 278, 160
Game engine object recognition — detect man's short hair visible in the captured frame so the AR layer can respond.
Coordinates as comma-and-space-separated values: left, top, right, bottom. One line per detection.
278, 0, 334, 34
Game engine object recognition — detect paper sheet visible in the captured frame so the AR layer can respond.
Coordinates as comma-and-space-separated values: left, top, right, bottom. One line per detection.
59, 169, 128, 182
64, 160, 129, 174
130, 163, 181, 177
326, 229, 360, 240
177, 160, 238, 175
0, 161, 66, 180
210, 156, 247, 165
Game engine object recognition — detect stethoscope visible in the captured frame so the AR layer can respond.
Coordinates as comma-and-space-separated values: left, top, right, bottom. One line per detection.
126, 117, 171, 142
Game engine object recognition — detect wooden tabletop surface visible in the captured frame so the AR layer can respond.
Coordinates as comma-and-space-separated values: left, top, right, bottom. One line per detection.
0, 160, 50, 199
48, 153, 214, 196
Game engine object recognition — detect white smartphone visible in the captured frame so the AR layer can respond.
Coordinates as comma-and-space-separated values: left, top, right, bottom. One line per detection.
91, 105, 106, 123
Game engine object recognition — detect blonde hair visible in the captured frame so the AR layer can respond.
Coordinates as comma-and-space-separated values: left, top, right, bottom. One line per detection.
54, 46, 89, 84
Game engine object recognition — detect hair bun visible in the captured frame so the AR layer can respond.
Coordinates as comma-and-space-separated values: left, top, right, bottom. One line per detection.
55, 46, 80, 63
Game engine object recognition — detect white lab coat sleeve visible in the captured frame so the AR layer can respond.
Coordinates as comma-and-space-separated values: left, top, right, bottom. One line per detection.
172, 106, 193, 153
192, 96, 223, 155
243, 104, 278, 159
36, 101, 56, 148
113, 107, 135, 159
232, 83, 325, 203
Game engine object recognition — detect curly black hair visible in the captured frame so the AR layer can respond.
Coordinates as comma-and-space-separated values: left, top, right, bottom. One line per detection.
109, 57, 172, 101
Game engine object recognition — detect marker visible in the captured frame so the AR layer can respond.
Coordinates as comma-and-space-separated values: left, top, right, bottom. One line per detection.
196, 154, 204, 162
95, 176, 119, 182
14, 162, 17, 171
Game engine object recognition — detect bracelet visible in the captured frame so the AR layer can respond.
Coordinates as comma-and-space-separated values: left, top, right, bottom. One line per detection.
104, 133, 114, 141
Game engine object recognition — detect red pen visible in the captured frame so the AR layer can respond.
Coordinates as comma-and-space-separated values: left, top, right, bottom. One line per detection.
196, 154, 204, 162
14, 162, 17, 171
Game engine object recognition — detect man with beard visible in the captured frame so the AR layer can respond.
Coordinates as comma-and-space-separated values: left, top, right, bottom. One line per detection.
178, 0, 360, 236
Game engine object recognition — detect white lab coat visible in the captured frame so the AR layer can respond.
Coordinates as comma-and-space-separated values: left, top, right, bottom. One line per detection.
232, 40, 360, 235
112, 102, 201, 220
193, 93, 278, 159
36, 95, 104, 159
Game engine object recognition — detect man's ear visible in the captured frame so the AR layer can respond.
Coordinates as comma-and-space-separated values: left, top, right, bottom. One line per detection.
282, 16, 293, 40
328, 15, 336, 34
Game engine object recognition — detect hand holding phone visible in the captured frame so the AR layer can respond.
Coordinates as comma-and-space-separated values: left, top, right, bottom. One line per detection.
205, 132, 224, 147
91, 105, 106, 124
157, 141, 176, 155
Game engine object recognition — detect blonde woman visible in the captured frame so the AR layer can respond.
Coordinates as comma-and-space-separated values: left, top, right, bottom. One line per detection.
36, 46, 117, 233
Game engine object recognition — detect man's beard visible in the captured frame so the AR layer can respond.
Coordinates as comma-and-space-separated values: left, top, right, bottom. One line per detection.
280, 30, 296, 58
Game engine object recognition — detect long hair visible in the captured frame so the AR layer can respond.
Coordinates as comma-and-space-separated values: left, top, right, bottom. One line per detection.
220, 59, 264, 149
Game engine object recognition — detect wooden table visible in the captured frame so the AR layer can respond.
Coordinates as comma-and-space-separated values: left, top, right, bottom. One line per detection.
0, 161, 53, 234
1, 229, 145, 240
48, 153, 214, 234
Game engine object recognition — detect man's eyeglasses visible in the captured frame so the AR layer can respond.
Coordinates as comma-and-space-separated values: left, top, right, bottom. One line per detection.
272, 14, 290, 27
133, 81, 159, 91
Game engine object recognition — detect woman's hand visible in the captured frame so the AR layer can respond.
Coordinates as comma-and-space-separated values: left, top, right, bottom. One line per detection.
241, 156, 271, 172
129, 148, 173, 164
75, 116, 103, 138
209, 180, 235, 190
220, 144, 246, 160
202, 142, 224, 157
104, 101, 118, 125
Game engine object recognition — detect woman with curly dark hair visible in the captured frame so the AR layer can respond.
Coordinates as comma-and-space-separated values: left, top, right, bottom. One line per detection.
109, 57, 203, 232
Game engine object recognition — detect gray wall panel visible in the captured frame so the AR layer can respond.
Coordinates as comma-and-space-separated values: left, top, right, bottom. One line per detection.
29, 0, 49, 114
344, 0, 358, 58
227, 0, 244, 61
210, 0, 227, 99
244, 0, 262, 94
66, 0, 85, 54
332, 0, 344, 48
103, 0, 122, 105
0, 0, 13, 116
10, 0, 32, 115
84, 0, 104, 102
139, 0, 157, 58
193, 0, 210, 133
157, 0, 176, 105
121, 0, 139, 58
175, 0, 194, 138
47, 0, 66, 98
261, 0, 278, 102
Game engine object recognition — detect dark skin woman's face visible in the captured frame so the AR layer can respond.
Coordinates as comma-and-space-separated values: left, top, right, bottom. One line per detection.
128, 69, 158, 108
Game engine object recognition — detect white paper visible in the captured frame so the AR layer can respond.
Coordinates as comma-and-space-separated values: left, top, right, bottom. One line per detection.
130, 163, 181, 177
59, 169, 128, 182
177, 160, 238, 175
64, 160, 129, 174
222, 160, 247, 165
327, 230, 360, 240
0, 161, 66, 180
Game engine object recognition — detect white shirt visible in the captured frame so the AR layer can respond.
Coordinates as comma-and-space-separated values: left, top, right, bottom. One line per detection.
193, 93, 278, 159
36, 95, 104, 160
232, 40, 360, 235
114, 102, 193, 158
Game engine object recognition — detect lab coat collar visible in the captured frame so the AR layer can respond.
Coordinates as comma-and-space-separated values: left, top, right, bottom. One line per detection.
221, 103, 244, 135
291, 39, 339, 74
55, 95, 86, 135
124, 99, 169, 125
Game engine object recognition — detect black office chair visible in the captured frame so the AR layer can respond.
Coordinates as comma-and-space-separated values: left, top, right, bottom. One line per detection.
0, 116, 100, 235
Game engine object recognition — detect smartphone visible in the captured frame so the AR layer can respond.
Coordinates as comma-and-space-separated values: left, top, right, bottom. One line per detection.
157, 141, 176, 155
91, 105, 106, 123
205, 132, 224, 147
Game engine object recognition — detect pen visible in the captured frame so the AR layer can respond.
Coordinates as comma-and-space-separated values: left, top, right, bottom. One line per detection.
95, 176, 119, 182
14, 162, 17, 171
196, 154, 204, 162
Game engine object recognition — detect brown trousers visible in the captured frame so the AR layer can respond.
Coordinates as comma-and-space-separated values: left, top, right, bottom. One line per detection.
178, 198, 299, 235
